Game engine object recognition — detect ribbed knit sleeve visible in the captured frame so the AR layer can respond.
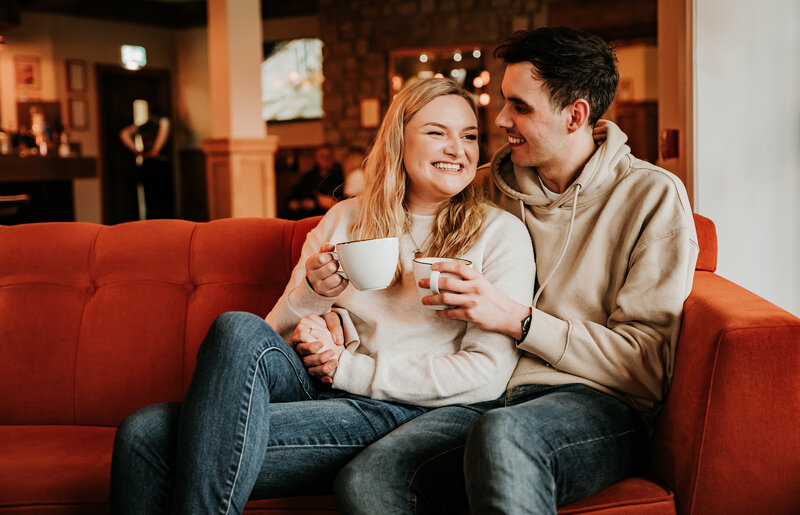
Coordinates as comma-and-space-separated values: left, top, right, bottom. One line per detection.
264, 201, 354, 342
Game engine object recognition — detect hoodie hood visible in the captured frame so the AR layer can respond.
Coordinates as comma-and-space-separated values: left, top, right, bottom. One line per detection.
491, 120, 632, 210
489, 120, 633, 308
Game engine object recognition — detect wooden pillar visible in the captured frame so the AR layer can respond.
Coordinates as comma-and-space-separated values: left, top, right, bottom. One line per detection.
203, 0, 278, 218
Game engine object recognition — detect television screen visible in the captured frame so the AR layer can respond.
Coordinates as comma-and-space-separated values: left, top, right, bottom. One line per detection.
261, 38, 324, 122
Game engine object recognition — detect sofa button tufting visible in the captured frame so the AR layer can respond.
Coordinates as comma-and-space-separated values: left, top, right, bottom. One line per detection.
84, 285, 96, 295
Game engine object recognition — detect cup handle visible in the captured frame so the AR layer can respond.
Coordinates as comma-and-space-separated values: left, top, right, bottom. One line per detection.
430, 270, 441, 294
327, 250, 347, 280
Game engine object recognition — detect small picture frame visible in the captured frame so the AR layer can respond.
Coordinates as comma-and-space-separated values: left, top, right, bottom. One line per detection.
14, 55, 41, 91
360, 98, 380, 128
618, 78, 634, 101
68, 97, 89, 130
66, 59, 87, 92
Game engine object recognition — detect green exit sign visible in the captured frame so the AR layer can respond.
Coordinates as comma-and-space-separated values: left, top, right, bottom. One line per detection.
121, 45, 147, 70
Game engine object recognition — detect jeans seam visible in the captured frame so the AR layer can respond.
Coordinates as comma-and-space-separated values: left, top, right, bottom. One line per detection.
272, 345, 316, 401
545, 428, 639, 460
222, 344, 313, 515
265, 443, 366, 448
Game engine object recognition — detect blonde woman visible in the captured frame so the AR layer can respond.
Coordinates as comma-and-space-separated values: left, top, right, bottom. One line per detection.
110, 78, 534, 514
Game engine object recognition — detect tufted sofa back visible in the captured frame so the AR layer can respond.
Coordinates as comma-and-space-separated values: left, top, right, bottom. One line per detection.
0, 214, 716, 428
0, 217, 318, 427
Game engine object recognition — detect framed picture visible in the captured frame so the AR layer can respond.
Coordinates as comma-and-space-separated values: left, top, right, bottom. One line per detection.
359, 98, 380, 128
618, 78, 634, 101
66, 59, 87, 92
68, 97, 88, 130
14, 55, 41, 91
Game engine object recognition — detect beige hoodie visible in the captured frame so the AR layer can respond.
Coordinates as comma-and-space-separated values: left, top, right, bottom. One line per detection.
488, 120, 698, 416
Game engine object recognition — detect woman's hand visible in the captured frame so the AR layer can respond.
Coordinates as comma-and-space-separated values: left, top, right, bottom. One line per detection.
420, 261, 531, 339
292, 313, 345, 384
305, 243, 348, 297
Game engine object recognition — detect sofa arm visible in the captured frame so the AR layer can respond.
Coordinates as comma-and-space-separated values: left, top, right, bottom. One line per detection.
652, 271, 800, 514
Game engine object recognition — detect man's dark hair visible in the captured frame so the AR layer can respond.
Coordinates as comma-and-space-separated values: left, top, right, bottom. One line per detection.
494, 27, 618, 126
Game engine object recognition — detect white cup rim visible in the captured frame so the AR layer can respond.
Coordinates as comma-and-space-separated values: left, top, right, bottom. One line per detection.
337, 236, 398, 247
413, 257, 472, 266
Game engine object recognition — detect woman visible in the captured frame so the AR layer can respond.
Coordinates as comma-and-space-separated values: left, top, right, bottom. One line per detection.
110, 78, 534, 514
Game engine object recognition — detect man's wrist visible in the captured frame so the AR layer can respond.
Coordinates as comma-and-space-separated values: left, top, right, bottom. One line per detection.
507, 304, 533, 340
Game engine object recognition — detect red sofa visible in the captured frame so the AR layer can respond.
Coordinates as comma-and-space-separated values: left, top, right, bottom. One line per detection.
1, 214, 798, 514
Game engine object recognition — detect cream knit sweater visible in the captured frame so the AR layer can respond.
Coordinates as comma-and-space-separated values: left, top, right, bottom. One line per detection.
265, 198, 535, 407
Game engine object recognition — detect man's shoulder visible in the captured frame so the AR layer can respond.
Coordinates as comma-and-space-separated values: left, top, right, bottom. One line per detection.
621, 157, 686, 193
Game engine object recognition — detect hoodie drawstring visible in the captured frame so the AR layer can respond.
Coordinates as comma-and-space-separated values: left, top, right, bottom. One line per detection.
518, 199, 526, 226
532, 184, 582, 308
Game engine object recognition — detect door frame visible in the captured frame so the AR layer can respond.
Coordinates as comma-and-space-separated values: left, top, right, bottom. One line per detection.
657, 0, 695, 206
95, 64, 172, 224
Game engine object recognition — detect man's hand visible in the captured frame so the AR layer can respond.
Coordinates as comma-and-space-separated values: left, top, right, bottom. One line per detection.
291, 313, 345, 385
420, 261, 531, 339
316, 193, 338, 210
305, 243, 348, 297
592, 125, 606, 145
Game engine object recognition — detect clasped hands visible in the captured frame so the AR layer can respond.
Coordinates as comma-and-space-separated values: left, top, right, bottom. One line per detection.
295, 244, 529, 383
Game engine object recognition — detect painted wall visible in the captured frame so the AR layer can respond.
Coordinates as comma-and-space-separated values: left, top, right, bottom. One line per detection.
174, 26, 211, 149
173, 15, 322, 149
0, 12, 176, 223
616, 44, 658, 101
695, 0, 800, 315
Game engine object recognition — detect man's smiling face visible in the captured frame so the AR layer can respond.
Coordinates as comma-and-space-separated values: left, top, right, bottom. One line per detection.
495, 62, 570, 170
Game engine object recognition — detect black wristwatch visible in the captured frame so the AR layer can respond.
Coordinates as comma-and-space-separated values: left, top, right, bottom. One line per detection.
517, 313, 532, 344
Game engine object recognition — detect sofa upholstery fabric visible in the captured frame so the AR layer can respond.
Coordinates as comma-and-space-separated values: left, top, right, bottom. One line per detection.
1, 214, 798, 514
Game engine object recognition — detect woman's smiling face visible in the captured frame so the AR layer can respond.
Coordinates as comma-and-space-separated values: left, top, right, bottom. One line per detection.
402, 94, 479, 215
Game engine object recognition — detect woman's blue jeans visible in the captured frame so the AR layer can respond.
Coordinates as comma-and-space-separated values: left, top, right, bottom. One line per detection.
335, 383, 648, 515
110, 311, 427, 515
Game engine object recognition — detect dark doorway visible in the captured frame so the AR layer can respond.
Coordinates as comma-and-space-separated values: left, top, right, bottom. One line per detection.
96, 65, 173, 224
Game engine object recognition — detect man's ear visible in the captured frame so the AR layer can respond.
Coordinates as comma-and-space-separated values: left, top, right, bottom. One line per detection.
566, 99, 591, 133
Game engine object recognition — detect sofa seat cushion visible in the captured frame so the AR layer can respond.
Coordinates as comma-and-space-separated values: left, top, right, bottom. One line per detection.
244, 477, 673, 514
0, 425, 114, 513
0, 426, 673, 514
558, 477, 674, 514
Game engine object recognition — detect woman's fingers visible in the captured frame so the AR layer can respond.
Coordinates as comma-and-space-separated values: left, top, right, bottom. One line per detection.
292, 314, 332, 344
305, 243, 349, 296
302, 349, 337, 367
307, 360, 338, 378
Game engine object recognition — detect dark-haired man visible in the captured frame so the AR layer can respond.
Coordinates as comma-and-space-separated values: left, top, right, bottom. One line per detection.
331, 27, 698, 513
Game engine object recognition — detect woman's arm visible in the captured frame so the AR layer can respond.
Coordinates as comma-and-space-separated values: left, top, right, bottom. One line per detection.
145, 117, 170, 158
118, 124, 139, 154
329, 211, 536, 407
264, 202, 353, 340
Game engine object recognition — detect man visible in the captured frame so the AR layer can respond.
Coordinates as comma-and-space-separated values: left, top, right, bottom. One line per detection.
306, 27, 699, 513
286, 145, 345, 219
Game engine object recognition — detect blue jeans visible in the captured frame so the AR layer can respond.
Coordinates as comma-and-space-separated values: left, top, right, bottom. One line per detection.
110, 311, 427, 515
335, 383, 648, 515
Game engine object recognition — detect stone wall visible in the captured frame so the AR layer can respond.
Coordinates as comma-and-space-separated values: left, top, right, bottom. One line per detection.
317, 0, 547, 155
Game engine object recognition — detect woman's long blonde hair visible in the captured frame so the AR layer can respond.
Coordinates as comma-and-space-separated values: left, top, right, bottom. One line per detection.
350, 78, 487, 259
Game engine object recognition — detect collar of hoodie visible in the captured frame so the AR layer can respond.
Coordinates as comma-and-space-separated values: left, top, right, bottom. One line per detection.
493, 120, 633, 308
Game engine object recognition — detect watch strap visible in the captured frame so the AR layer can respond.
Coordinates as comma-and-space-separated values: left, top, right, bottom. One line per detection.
517, 312, 532, 344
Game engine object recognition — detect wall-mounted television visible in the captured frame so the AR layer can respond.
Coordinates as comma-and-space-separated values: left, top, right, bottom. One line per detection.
261, 38, 324, 122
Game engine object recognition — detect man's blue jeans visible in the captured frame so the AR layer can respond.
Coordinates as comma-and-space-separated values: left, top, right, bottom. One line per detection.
109, 311, 427, 515
335, 383, 648, 515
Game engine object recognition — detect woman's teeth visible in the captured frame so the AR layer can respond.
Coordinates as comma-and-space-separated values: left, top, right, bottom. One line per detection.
434, 162, 461, 171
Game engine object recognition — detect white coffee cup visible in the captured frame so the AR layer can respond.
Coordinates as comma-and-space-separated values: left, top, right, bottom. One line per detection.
412, 257, 472, 309
330, 236, 399, 291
